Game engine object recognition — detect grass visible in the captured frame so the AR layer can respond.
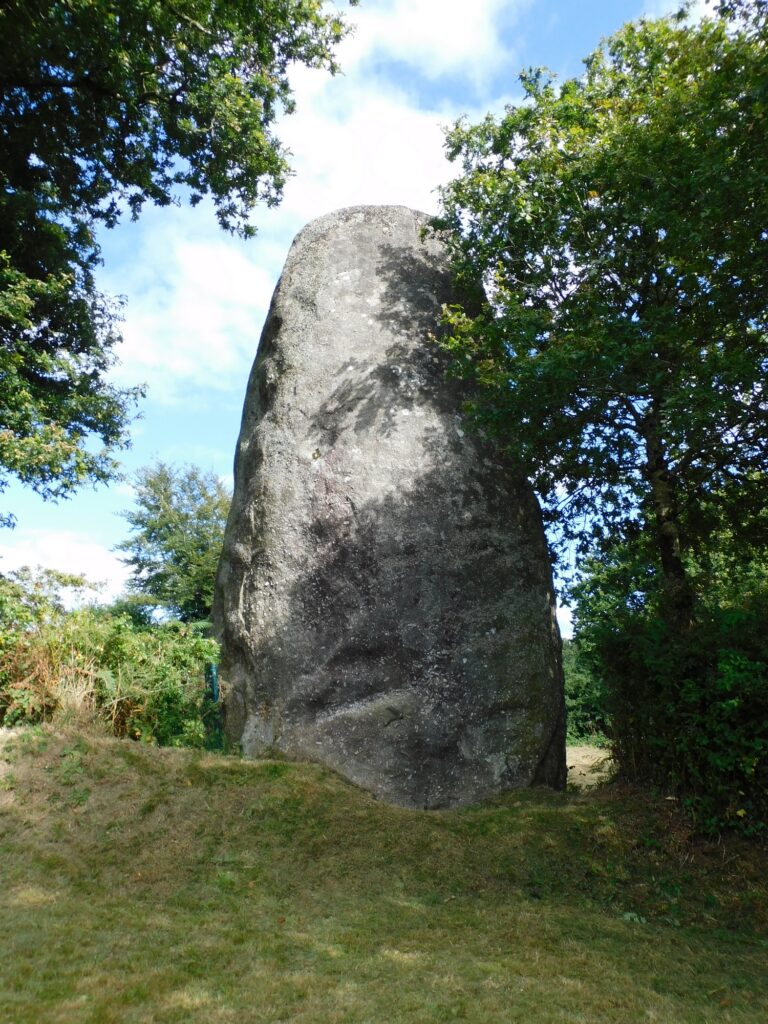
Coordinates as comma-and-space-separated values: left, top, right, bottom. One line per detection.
1, 726, 766, 1023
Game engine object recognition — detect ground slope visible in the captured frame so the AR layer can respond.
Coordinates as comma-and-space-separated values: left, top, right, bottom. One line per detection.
1, 728, 766, 1023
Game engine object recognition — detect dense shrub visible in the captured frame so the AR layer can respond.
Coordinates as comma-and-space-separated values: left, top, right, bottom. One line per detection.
574, 542, 768, 835
89, 614, 221, 746
0, 570, 220, 748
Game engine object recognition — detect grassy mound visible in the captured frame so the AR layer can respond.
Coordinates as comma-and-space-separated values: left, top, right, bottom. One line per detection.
1, 727, 766, 1023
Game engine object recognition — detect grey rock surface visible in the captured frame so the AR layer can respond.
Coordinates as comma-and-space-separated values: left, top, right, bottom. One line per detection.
213, 205, 565, 808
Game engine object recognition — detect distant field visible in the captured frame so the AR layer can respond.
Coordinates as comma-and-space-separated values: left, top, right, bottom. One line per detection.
1, 727, 766, 1023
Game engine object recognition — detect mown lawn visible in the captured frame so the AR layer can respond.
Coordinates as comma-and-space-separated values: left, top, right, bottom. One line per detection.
1, 727, 766, 1023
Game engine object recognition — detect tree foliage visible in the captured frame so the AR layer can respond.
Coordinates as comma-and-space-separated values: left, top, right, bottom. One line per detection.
0, 0, 355, 522
0, 215, 141, 526
572, 520, 768, 834
437, 8, 768, 630
1, 0, 354, 235
117, 462, 231, 623
0, 566, 95, 640
715, 0, 767, 24
562, 639, 608, 744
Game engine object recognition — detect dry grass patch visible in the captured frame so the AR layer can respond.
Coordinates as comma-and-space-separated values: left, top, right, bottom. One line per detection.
1, 727, 766, 1023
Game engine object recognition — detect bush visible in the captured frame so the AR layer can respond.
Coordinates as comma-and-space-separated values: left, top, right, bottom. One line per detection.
578, 598, 768, 836
92, 615, 221, 747
0, 570, 221, 748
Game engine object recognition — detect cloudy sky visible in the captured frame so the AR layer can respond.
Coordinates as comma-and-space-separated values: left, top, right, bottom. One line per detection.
1, 0, 710, 617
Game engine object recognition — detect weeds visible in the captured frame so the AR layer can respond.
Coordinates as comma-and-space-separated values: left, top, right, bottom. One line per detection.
1, 589, 220, 748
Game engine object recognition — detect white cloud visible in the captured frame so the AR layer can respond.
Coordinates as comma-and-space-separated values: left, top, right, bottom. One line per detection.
106, 234, 275, 403
0, 530, 130, 605
101, 5, 522, 406
339, 0, 528, 85
278, 80, 456, 222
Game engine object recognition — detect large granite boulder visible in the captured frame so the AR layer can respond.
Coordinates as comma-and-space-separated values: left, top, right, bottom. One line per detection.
213, 205, 565, 808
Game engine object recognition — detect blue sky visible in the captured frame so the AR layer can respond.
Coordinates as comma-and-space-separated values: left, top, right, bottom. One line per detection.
1, 0, 708, 622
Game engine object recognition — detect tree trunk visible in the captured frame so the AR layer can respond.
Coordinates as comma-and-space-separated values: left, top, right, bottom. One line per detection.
642, 412, 694, 632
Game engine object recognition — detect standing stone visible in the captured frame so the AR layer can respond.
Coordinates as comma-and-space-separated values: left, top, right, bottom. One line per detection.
213, 205, 565, 808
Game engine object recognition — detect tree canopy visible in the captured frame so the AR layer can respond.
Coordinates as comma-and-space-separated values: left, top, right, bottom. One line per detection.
0, 0, 355, 524
117, 462, 231, 623
437, 6, 768, 629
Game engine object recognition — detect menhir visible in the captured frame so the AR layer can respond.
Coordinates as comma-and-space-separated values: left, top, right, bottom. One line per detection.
213, 205, 566, 808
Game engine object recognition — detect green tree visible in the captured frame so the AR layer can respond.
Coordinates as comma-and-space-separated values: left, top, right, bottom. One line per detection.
117, 462, 231, 623
0, 566, 94, 639
0, 0, 355, 524
715, 0, 767, 23
562, 639, 607, 744
571, 521, 768, 832
436, 7, 768, 632
0, 228, 140, 527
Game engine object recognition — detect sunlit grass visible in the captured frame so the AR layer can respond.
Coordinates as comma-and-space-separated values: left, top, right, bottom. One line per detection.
1, 726, 766, 1023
